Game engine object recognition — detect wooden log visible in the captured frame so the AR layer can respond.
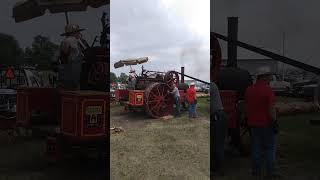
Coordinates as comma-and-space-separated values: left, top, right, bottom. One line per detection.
276, 102, 319, 115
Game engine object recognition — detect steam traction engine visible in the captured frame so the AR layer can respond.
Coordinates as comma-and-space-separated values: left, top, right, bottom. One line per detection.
211, 34, 252, 154
12, 7, 110, 162
45, 41, 109, 161
114, 57, 188, 118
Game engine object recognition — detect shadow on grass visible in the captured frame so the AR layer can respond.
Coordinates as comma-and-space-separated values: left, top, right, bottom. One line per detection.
0, 138, 107, 180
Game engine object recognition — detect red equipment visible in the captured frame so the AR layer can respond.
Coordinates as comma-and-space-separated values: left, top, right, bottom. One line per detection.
60, 91, 108, 138
212, 35, 237, 128
115, 89, 129, 103
114, 58, 189, 118
212, 34, 253, 155
126, 71, 186, 118
16, 87, 57, 126
46, 91, 108, 162
12, 0, 110, 165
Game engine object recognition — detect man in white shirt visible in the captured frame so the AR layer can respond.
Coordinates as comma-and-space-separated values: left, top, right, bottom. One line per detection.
170, 83, 181, 117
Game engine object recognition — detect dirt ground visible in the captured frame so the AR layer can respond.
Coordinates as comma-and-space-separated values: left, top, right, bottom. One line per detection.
110, 98, 210, 180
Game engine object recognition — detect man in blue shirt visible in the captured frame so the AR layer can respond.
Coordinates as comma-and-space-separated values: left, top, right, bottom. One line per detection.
170, 84, 181, 117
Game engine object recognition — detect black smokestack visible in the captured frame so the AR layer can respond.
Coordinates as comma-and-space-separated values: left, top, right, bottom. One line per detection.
227, 17, 238, 67
181, 66, 185, 83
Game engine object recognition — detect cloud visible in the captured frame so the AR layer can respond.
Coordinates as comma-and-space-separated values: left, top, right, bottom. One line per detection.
111, 0, 210, 82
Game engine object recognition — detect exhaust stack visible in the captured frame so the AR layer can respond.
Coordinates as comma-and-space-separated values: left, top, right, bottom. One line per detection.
181, 66, 185, 83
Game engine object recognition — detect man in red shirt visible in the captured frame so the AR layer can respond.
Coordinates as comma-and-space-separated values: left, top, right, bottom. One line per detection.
244, 67, 278, 179
187, 82, 197, 118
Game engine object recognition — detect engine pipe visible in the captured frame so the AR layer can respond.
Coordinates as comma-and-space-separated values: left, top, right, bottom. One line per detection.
181, 67, 185, 83
175, 71, 210, 85
227, 17, 238, 68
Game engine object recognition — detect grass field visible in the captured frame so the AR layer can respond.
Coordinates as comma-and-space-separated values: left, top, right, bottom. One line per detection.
111, 96, 320, 179
217, 113, 320, 180
110, 97, 210, 180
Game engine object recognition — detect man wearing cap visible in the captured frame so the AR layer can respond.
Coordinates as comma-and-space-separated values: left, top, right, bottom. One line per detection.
58, 24, 87, 90
187, 82, 197, 118
244, 67, 279, 179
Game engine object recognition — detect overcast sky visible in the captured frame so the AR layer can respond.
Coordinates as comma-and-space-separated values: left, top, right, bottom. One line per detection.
111, 0, 210, 82
0, 0, 108, 48
212, 0, 320, 70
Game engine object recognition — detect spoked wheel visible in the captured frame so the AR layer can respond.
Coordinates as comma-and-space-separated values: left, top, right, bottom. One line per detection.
164, 71, 179, 89
145, 83, 174, 118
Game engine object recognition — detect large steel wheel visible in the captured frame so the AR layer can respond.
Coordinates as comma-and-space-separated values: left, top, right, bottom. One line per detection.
164, 71, 179, 89
145, 83, 174, 118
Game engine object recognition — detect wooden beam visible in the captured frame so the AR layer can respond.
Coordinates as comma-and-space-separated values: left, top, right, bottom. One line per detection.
212, 32, 320, 75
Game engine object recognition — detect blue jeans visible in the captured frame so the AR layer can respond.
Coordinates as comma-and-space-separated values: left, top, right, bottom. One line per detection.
174, 97, 181, 116
188, 102, 196, 117
213, 110, 227, 171
250, 127, 276, 176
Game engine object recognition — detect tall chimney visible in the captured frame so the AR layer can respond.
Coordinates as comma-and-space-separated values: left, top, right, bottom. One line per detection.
227, 17, 238, 67
181, 66, 185, 83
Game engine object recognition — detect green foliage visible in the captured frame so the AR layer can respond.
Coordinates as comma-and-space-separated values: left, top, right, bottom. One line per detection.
118, 72, 128, 83
110, 72, 118, 83
196, 97, 210, 118
25, 35, 59, 70
0, 33, 23, 66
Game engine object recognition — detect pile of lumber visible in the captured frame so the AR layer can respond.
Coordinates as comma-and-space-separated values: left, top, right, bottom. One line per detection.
110, 127, 124, 134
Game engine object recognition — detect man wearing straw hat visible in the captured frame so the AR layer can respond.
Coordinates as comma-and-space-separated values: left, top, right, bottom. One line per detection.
54, 24, 87, 123
244, 66, 279, 179
58, 24, 87, 90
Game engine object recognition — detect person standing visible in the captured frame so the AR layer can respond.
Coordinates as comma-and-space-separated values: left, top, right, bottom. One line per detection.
244, 67, 279, 179
58, 24, 86, 90
169, 83, 181, 117
187, 82, 197, 118
55, 24, 86, 123
211, 81, 227, 176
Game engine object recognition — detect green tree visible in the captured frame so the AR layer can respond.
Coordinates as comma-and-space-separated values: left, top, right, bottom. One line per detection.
25, 35, 59, 70
0, 33, 23, 67
118, 73, 128, 83
110, 72, 117, 83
